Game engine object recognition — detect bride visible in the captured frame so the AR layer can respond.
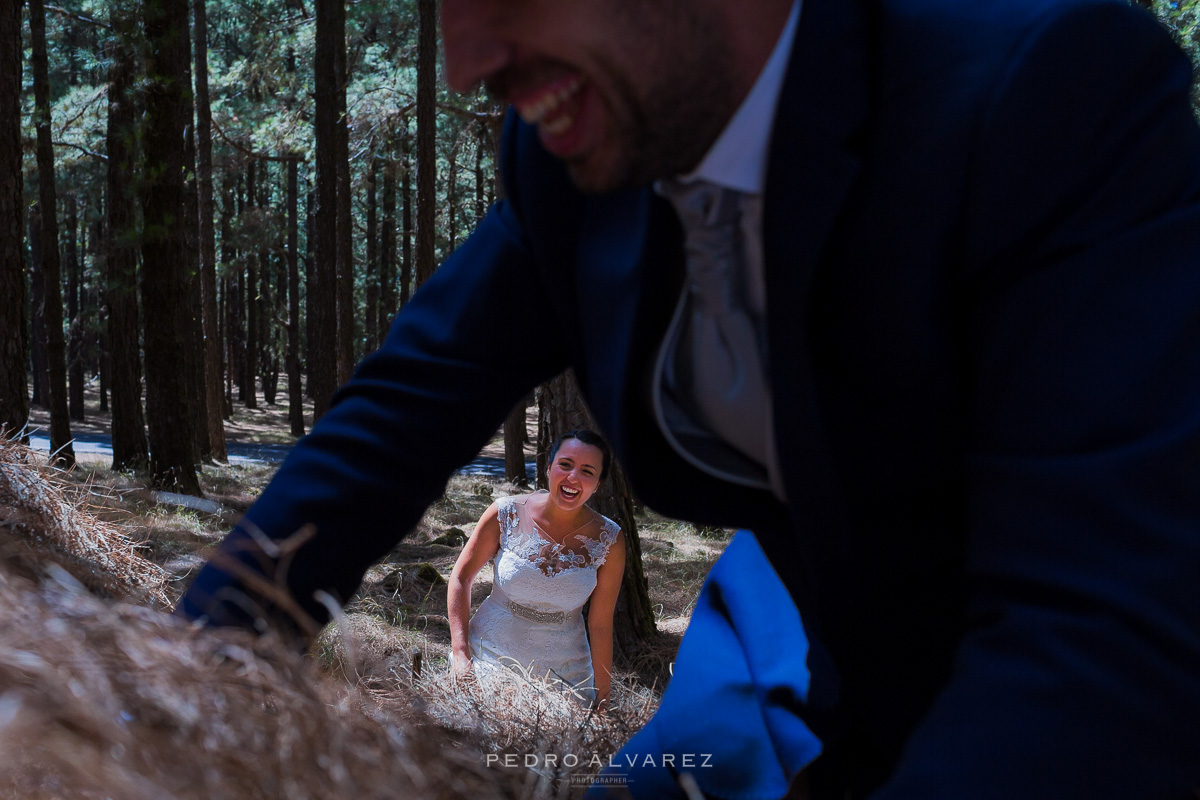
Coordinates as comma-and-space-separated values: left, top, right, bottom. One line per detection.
447, 429, 626, 709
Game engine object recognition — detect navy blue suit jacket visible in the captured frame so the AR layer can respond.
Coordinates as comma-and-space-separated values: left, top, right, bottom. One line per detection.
182, 0, 1200, 795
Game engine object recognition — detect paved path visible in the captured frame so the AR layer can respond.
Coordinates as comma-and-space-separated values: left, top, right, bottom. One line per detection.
27, 431, 534, 480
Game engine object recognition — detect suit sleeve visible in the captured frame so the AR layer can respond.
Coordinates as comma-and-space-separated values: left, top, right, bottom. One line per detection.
877, 4, 1200, 797
177, 132, 569, 631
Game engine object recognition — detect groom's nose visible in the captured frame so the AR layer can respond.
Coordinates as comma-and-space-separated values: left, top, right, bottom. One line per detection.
441, 0, 516, 93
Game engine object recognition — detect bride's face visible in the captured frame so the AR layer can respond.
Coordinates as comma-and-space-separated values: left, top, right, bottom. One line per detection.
546, 439, 605, 512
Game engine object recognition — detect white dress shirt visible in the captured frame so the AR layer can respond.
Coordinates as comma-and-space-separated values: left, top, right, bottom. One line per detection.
654, 1, 801, 501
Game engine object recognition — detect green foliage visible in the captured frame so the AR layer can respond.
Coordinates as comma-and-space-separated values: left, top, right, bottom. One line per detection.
18, 0, 505, 375
1149, 0, 1200, 114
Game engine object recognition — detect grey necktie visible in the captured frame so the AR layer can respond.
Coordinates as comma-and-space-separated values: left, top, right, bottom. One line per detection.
660, 180, 771, 470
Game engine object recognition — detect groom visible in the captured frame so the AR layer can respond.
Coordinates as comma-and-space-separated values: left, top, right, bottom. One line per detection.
180, 0, 1200, 796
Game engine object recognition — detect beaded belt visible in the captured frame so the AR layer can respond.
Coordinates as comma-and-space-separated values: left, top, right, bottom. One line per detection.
503, 598, 568, 625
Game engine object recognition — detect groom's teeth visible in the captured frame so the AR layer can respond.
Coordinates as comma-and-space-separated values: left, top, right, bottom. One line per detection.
541, 111, 574, 136
515, 76, 584, 127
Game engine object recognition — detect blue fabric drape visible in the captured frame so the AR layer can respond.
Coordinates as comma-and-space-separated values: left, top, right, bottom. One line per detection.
589, 532, 821, 799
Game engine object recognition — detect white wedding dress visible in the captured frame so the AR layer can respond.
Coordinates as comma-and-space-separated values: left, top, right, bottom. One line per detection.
467, 494, 622, 703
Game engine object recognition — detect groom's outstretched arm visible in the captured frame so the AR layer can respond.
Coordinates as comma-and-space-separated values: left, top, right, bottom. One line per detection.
177, 162, 568, 636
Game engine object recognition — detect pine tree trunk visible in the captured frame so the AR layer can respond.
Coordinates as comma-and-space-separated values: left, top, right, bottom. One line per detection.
503, 396, 530, 487
400, 138, 413, 306
0, 0, 28, 439
256, 160, 273, 406
365, 158, 378, 353
99, 345, 109, 413
310, 0, 340, 420
334, 0, 354, 384
414, 0, 437, 289
221, 273, 232, 417
260, 248, 276, 405
66, 195, 85, 422
244, 163, 259, 410
182, 76, 211, 462
272, 203, 286, 407
233, 176, 247, 404
221, 175, 237, 415
105, 22, 148, 472
304, 190, 315, 401
536, 372, 657, 652
29, 211, 49, 409
141, 0, 201, 494
194, 0, 227, 461
286, 159, 305, 437
30, 0, 75, 466
380, 159, 396, 335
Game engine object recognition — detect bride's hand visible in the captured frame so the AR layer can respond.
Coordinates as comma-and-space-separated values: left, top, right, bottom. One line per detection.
451, 651, 475, 683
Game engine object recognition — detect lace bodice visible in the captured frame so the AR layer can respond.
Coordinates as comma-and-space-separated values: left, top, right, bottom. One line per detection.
498, 494, 620, 571
491, 494, 621, 613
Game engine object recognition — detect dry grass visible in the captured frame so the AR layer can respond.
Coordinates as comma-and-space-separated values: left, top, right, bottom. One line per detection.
0, 434, 722, 798
0, 437, 169, 608
0, 564, 518, 800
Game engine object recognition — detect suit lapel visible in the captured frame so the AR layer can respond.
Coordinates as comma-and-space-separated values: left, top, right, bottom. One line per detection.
762, 0, 870, 520
756, 0, 873, 714
573, 187, 677, 450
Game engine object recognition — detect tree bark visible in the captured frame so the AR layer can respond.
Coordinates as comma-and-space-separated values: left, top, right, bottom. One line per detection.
503, 396, 530, 487
220, 174, 236, 417
30, 0, 75, 466
334, 0, 354, 384
141, 0, 201, 494
310, 0, 340, 420
400, 136, 413, 306
105, 20, 148, 471
182, 68, 211, 462
260, 244, 277, 405
536, 372, 657, 652
365, 158, 378, 353
29, 211, 49, 409
415, 0, 437, 289
244, 162, 259, 409
65, 195, 85, 422
286, 158, 305, 437
0, 0, 28, 439
380, 158, 396, 335
304, 189, 315, 401
194, 0, 227, 461
220, 273, 231, 417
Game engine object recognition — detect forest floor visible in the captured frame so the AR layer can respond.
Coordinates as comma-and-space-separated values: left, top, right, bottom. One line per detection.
27, 376, 319, 450
11, 380, 730, 796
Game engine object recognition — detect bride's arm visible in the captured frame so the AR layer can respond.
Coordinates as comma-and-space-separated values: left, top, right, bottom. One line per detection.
587, 531, 626, 711
447, 503, 502, 676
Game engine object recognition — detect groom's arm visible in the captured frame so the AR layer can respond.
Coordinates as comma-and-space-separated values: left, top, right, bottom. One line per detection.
877, 4, 1200, 797
178, 123, 570, 634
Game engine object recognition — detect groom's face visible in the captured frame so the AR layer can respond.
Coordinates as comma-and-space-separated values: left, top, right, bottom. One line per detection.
441, 0, 740, 192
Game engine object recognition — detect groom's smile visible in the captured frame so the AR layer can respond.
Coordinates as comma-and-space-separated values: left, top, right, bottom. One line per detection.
438, 0, 758, 192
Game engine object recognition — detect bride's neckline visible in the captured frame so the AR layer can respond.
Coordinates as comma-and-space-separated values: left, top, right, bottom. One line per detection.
522, 491, 597, 546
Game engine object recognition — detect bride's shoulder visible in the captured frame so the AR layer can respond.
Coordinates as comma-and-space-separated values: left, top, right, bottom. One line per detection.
494, 493, 538, 520
582, 510, 620, 546
597, 512, 621, 540
507, 491, 548, 509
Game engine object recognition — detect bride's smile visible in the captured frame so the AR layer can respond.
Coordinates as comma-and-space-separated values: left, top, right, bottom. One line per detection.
543, 438, 604, 518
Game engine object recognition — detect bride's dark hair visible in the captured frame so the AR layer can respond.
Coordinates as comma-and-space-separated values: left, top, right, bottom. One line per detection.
548, 429, 612, 482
